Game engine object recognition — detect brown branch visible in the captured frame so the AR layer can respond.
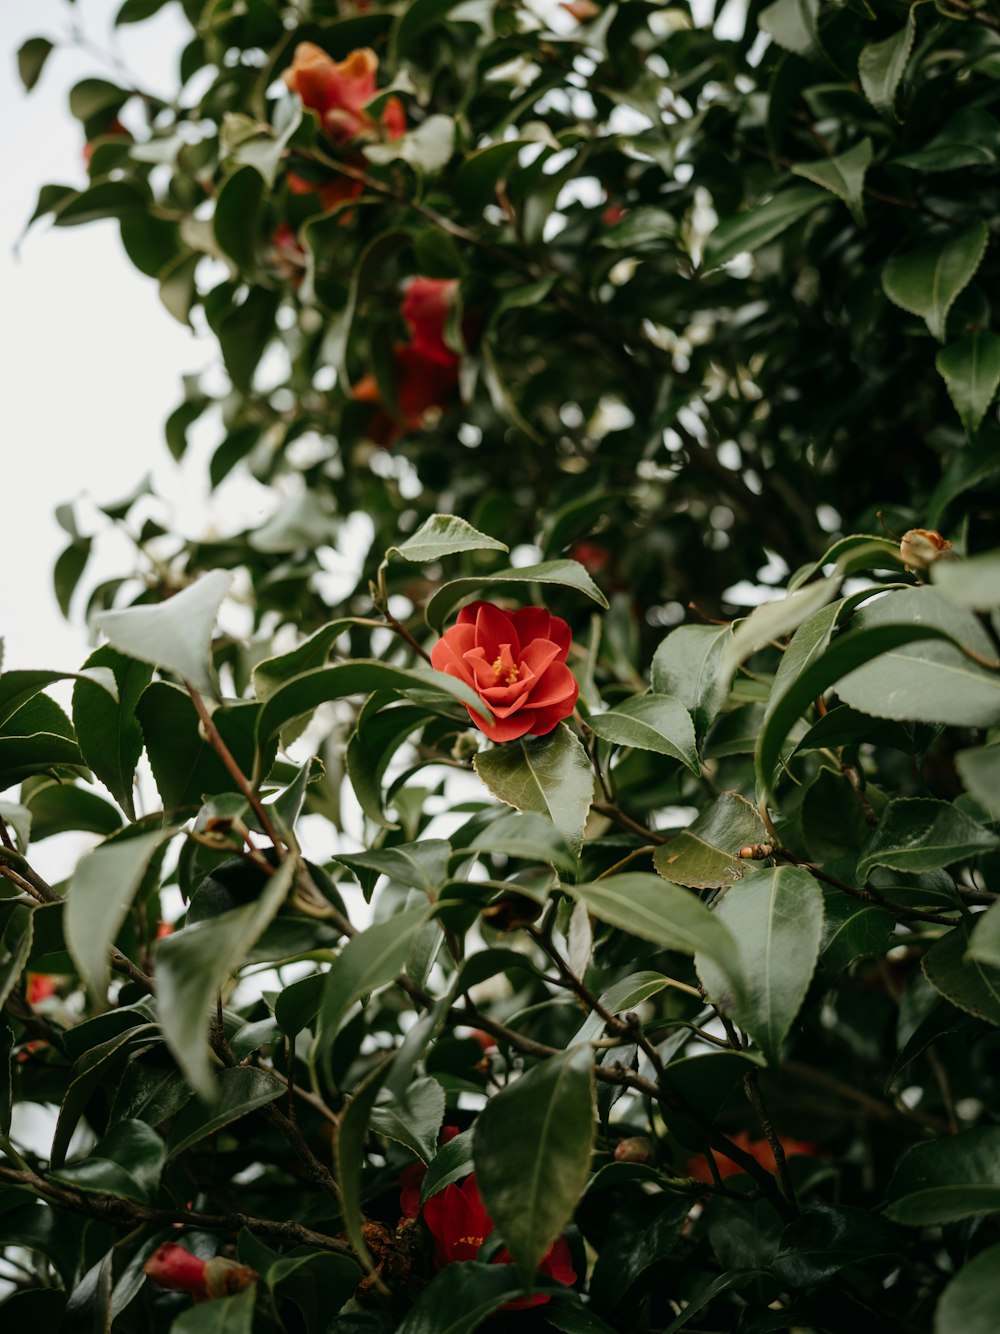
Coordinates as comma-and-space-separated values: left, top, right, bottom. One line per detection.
777, 849, 965, 927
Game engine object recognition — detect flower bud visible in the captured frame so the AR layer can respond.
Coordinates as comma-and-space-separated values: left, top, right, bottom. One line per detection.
144, 1244, 257, 1305
614, 1136, 654, 1164
900, 528, 953, 571
450, 730, 481, 761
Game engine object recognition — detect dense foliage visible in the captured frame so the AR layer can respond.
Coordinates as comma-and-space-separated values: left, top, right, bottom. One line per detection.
5, 0, 1000, 1329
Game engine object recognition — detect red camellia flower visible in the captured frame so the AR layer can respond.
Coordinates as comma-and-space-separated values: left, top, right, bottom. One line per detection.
421, 1174, 576, 1309
144, 1244, 257, 1304
685, 1130, 817, 1183
26, 973, 57, 1006
401, 278, 460, 367
287, 169, 364, 220
398, 1125, 461, 1219
282, 43, 405, 144
431, 602, 579, 743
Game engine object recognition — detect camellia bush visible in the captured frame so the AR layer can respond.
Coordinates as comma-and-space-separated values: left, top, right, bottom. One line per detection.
5, 0, 1000, 1329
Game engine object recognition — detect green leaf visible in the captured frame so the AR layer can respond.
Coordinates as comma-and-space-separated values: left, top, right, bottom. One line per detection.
835, 589, 1000, 727
703, 186, 827, 270
333, 1057, 394, 1276
218, 285, 279, 392
17, 38, 54, 92
923, 924, 1000, 1026
474, 723, 593, 855
0, 667, 117, 729
856, 798, 997, 882
213, 167, 266, 272
53, 539, 90, 619
722, 576, 840, 679
935, 1243, 1000, 1334
792, 138, 872, 226
452, 139, 540, 212
366, 114, 456, 174
166, 1067, 284, 1156
370, 1075, 445, 1162
335, 841, 451, 897
650, 625, 732, 734
347, 702, 436, 828
474, 1044, 594, 1283
956, 743, 1000, 821
467, 811, 577, 878
53, 181, 150, 227
66, 828, 175, 1006
116, 0, 173, 22
858, 9, 915, 118
563, 874, 740, 978
425, 560, 608, 630
933, 549, 1000, 611
0, 907, 34, 1012
252, 620, 356, 702
170, 1286, 256, 1333
896, 107, 1000, 173
936, 332, 1000, 438
697, 866, 824, 1065
882, 222, 989, 343
95, 570, 232, 696
318, 908, 429, 1060
386, 514, 508, 564
771, 1205, 902, 1287
885, 1126, 1000, 1224
787, 535, 903, 592
72, 646, 152, 820
573, 971, 675, 1044
264, 1249, 360, 1330
137, 685, 262, 814
51, 1119, 165, 1204
653, 792, 768, 890
52, 1025, 159, 1168
586, 694, 699, 775
257, 661, 492, 748
820, 893, 893, 973
155, 856, 296, 1098
759, 0, 822, 62
396, 1262, 529, 1334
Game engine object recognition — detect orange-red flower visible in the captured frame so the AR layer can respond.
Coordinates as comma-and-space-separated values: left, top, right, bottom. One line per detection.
685, 1130, 817, 1183
26, 973, 57, 1006
144, 1244, 257, 1304
398, 1125, 461, 1219
401, 278, 460, 367
282, 43, 405, 144
421, 1174, 576, 1308
287, 169, 364, 219
431, 602, 578, 744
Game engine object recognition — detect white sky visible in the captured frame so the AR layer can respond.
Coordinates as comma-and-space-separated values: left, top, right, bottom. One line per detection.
1, 0, 220, 674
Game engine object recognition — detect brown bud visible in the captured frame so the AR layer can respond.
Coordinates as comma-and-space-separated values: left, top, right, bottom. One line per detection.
900, 528, 953, 571
203, 1257, 259, 1302
480, 891, 544, 931
614, 1136, 655, 1164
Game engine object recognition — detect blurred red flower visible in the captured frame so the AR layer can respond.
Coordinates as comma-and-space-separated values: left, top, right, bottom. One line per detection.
282, 43, 405, 144
421, 1174, 576, 1308
685, 1130, 817, 1183
401, 278, 460, 367
431, 602, 579, 743
26, 973, 56, 1006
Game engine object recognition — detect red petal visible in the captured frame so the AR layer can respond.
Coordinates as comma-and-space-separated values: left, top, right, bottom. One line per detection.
522, 661, 578, 710
473, 603, 519, 659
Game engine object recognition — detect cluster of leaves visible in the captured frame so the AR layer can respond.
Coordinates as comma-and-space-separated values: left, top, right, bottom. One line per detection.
3, 0, 1000, 1330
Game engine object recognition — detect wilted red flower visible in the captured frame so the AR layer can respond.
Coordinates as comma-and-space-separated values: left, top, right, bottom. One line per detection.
431, 602, 579, 743
685, 1130, 817, 1183
401, 278, 460, 367
144, 1244, 257, 1304
282, 43, 405, 144
422, 1174, 576, 1308
899, 528, 953, 571
26, 973, 56, 1006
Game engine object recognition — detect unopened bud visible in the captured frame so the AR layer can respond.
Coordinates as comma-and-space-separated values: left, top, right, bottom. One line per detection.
480, 891, 544, 931
615, 1136, 654, 1164
561, 0, 601, 18
900, 528, 953, 571
451, 730, 481, 761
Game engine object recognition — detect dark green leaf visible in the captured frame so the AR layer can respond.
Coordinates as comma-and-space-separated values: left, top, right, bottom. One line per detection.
858, 10, 915, 117
170, 1286, 256, 1333
17, 37, 54, 92
425, 560, 608, 630
73, 646, 152, 819
369, 1075, 445, 1162
703, 187, 827, 270
167, 1067, 284, 1156
771, 1204, 902, 1287
653, 792, 767, 890
650, 625, 732, 734
857, 798, 997, 882
474, 724, 593, 855
396, 1262, 529, 1334
883, 222, 989, 343
885, 1126, 1000, 1224
923, 924, 1000, 1026
587, 694, 698, 774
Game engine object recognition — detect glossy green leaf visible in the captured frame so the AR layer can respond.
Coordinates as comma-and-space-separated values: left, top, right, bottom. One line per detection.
95, 570, 232, 696
933, 549, 1000, 611
650, 625, 732, 734
856, 798, 997, 882
53, 181, 149, 227
334, 841, 450, 897
936, 332, 1000, 438
885, 1126, 1000, 1224
935, 1243, 1000, 1334
586, 694, 699, 774
218, 285, 279, 393
426, 560, 608, 630
896, 107, 1000, 173
0, 906, 34, 1012
792, 138, 872, 226
252, 620, 357, 702
257, 660, 491, 748
170, 1286, 256, 1333
653, 792, 767, 890
563, 873, 740, 977
474, 723, 593, 855
0, 666, 116, 729
923, 924, 1000, 1026
333, 1056, 394, 1276
820, 893, 893, 973
17, 37, 54, 92
474, 1044, 594, 1283
347, 702, 436, 828
370, 1075, 445, 1162
883, 222, 989, 343
51, 1024, 159, 1168
696, 865, 824, 1064
771, 1205, 901, 1287
51, 1119, 165, 1204
155, 856, 296, 1098
137, 685, 262, 814
467, 811, 577, 878
66, 828, 175, 1006
858, 10, 915, 117
956, 743, 1000, 822
166, 1067, 284, 1156
386, 513, 508, 564
723, 576, 839, 679
573, 970, 674, 1044
72, 646, 152, 820
703, 186, 826, 270
116, 0, 173, 22
396, 1262, 529, 1334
